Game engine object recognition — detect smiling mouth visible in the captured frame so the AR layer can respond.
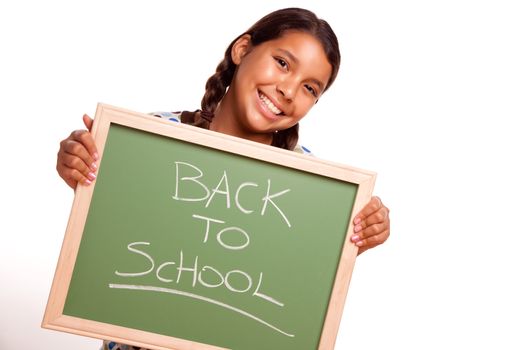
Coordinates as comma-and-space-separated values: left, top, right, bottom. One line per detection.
258, 91, 284, 116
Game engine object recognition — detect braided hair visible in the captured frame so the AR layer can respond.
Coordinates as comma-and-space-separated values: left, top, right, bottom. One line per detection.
200, 7, 341, 151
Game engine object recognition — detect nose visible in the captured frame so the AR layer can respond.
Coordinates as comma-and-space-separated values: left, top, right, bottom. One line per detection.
276, 80, 298, 103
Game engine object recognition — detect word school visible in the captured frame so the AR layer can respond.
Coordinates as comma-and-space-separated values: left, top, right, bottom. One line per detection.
115, 241, 284, 307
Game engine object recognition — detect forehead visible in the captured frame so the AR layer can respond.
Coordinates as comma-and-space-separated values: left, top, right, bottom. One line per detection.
258, 31, 332, 88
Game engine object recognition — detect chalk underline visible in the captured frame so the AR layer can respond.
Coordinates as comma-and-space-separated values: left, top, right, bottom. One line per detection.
108, 283, 295, 338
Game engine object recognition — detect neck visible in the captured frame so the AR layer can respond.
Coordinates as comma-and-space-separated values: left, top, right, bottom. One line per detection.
209, 95, 273, 146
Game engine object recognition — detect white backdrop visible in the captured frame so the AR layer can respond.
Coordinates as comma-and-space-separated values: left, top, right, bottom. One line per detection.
1, 0, 524, 349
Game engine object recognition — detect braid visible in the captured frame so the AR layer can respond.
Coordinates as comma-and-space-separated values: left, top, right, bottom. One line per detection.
200, 50, 236, 114
272, 124, 299, 151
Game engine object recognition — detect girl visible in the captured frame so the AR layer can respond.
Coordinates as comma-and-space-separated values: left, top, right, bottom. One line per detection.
56, 7, 390, 350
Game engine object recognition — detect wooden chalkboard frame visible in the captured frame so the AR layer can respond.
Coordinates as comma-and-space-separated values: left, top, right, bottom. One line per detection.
43, 103, 376, 350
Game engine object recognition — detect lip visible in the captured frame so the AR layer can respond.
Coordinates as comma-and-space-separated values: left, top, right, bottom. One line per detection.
256, 90, 284, 121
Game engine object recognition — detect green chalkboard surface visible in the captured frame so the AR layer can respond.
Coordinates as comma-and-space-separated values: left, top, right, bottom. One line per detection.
43, 104, 376, 350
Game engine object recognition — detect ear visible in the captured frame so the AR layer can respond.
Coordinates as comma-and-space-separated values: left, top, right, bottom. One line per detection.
231, 34, 252, 65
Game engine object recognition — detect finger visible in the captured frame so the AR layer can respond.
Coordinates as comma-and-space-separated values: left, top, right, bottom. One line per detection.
83, 114, 94, 131
59, 150, 97, 184
353, 208, 389, 241
69, 130, 99, 165
61, 137, 98, 176
355, 228, 390, 251
56, 162, 93, 189
351, 219, 388, 244
355, 206, 390, 234
77, 124, 99, 160
353, 196, 383, 225
359, 219, 389, 240
56, 162, 78, 189
60, 150, 97, 181
357, 246, 369, 255
351, 203, 389, 245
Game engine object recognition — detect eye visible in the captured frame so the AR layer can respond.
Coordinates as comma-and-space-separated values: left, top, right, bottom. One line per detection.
304, 84, 318, 98
274, 57, 289, 71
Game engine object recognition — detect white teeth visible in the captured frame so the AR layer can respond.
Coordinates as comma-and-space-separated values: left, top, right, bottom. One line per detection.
259, 92, 282, 115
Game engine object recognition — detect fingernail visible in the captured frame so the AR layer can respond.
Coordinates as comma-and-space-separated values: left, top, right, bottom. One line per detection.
354, 224, 362, 233
88, 172, 96, 180
356, 240, 364, 247
351, 234, 360, 242
91, 162, 98, 171
84, 179, 92, 186
354, 217, 361, 225
94, 152, 99, 161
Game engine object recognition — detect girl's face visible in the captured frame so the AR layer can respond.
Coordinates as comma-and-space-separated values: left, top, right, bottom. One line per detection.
215, 30, 332, 143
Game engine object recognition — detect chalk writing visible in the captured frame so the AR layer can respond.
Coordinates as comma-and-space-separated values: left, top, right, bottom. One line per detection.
108, 284, 294, 337
111, 160, 295, 337
114, 242, 282, 304
192, 215, 250, 250
172, 161, 291, 228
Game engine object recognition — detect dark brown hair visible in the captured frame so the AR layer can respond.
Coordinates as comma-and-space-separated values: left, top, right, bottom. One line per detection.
200, 7, 341, 150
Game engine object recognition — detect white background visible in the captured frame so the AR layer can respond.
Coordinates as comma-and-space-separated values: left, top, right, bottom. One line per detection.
1, 0, 524, 349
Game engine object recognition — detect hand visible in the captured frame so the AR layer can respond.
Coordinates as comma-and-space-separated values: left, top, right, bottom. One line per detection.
351, 196, 390, 255
56, 114, 99, 189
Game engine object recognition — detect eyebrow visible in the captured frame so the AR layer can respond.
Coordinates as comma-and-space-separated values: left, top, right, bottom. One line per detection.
275, 48, 326, 92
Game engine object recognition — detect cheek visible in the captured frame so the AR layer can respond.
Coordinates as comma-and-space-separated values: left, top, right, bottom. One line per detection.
260, 65, 278, 80
296, 95, 316, 115
254, 57, 280, 80
237, 57, 275, 84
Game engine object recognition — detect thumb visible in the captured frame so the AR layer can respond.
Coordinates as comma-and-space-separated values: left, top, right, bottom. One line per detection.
83, 114, 94, 131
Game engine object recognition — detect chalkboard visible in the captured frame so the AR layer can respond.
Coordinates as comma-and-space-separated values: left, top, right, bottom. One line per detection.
43, 104, 376, 350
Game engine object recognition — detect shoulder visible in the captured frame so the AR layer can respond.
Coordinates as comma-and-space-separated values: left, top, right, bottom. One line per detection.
102, 340, 147, 350
150, 111, 182, 123
293, 144, 313, 156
